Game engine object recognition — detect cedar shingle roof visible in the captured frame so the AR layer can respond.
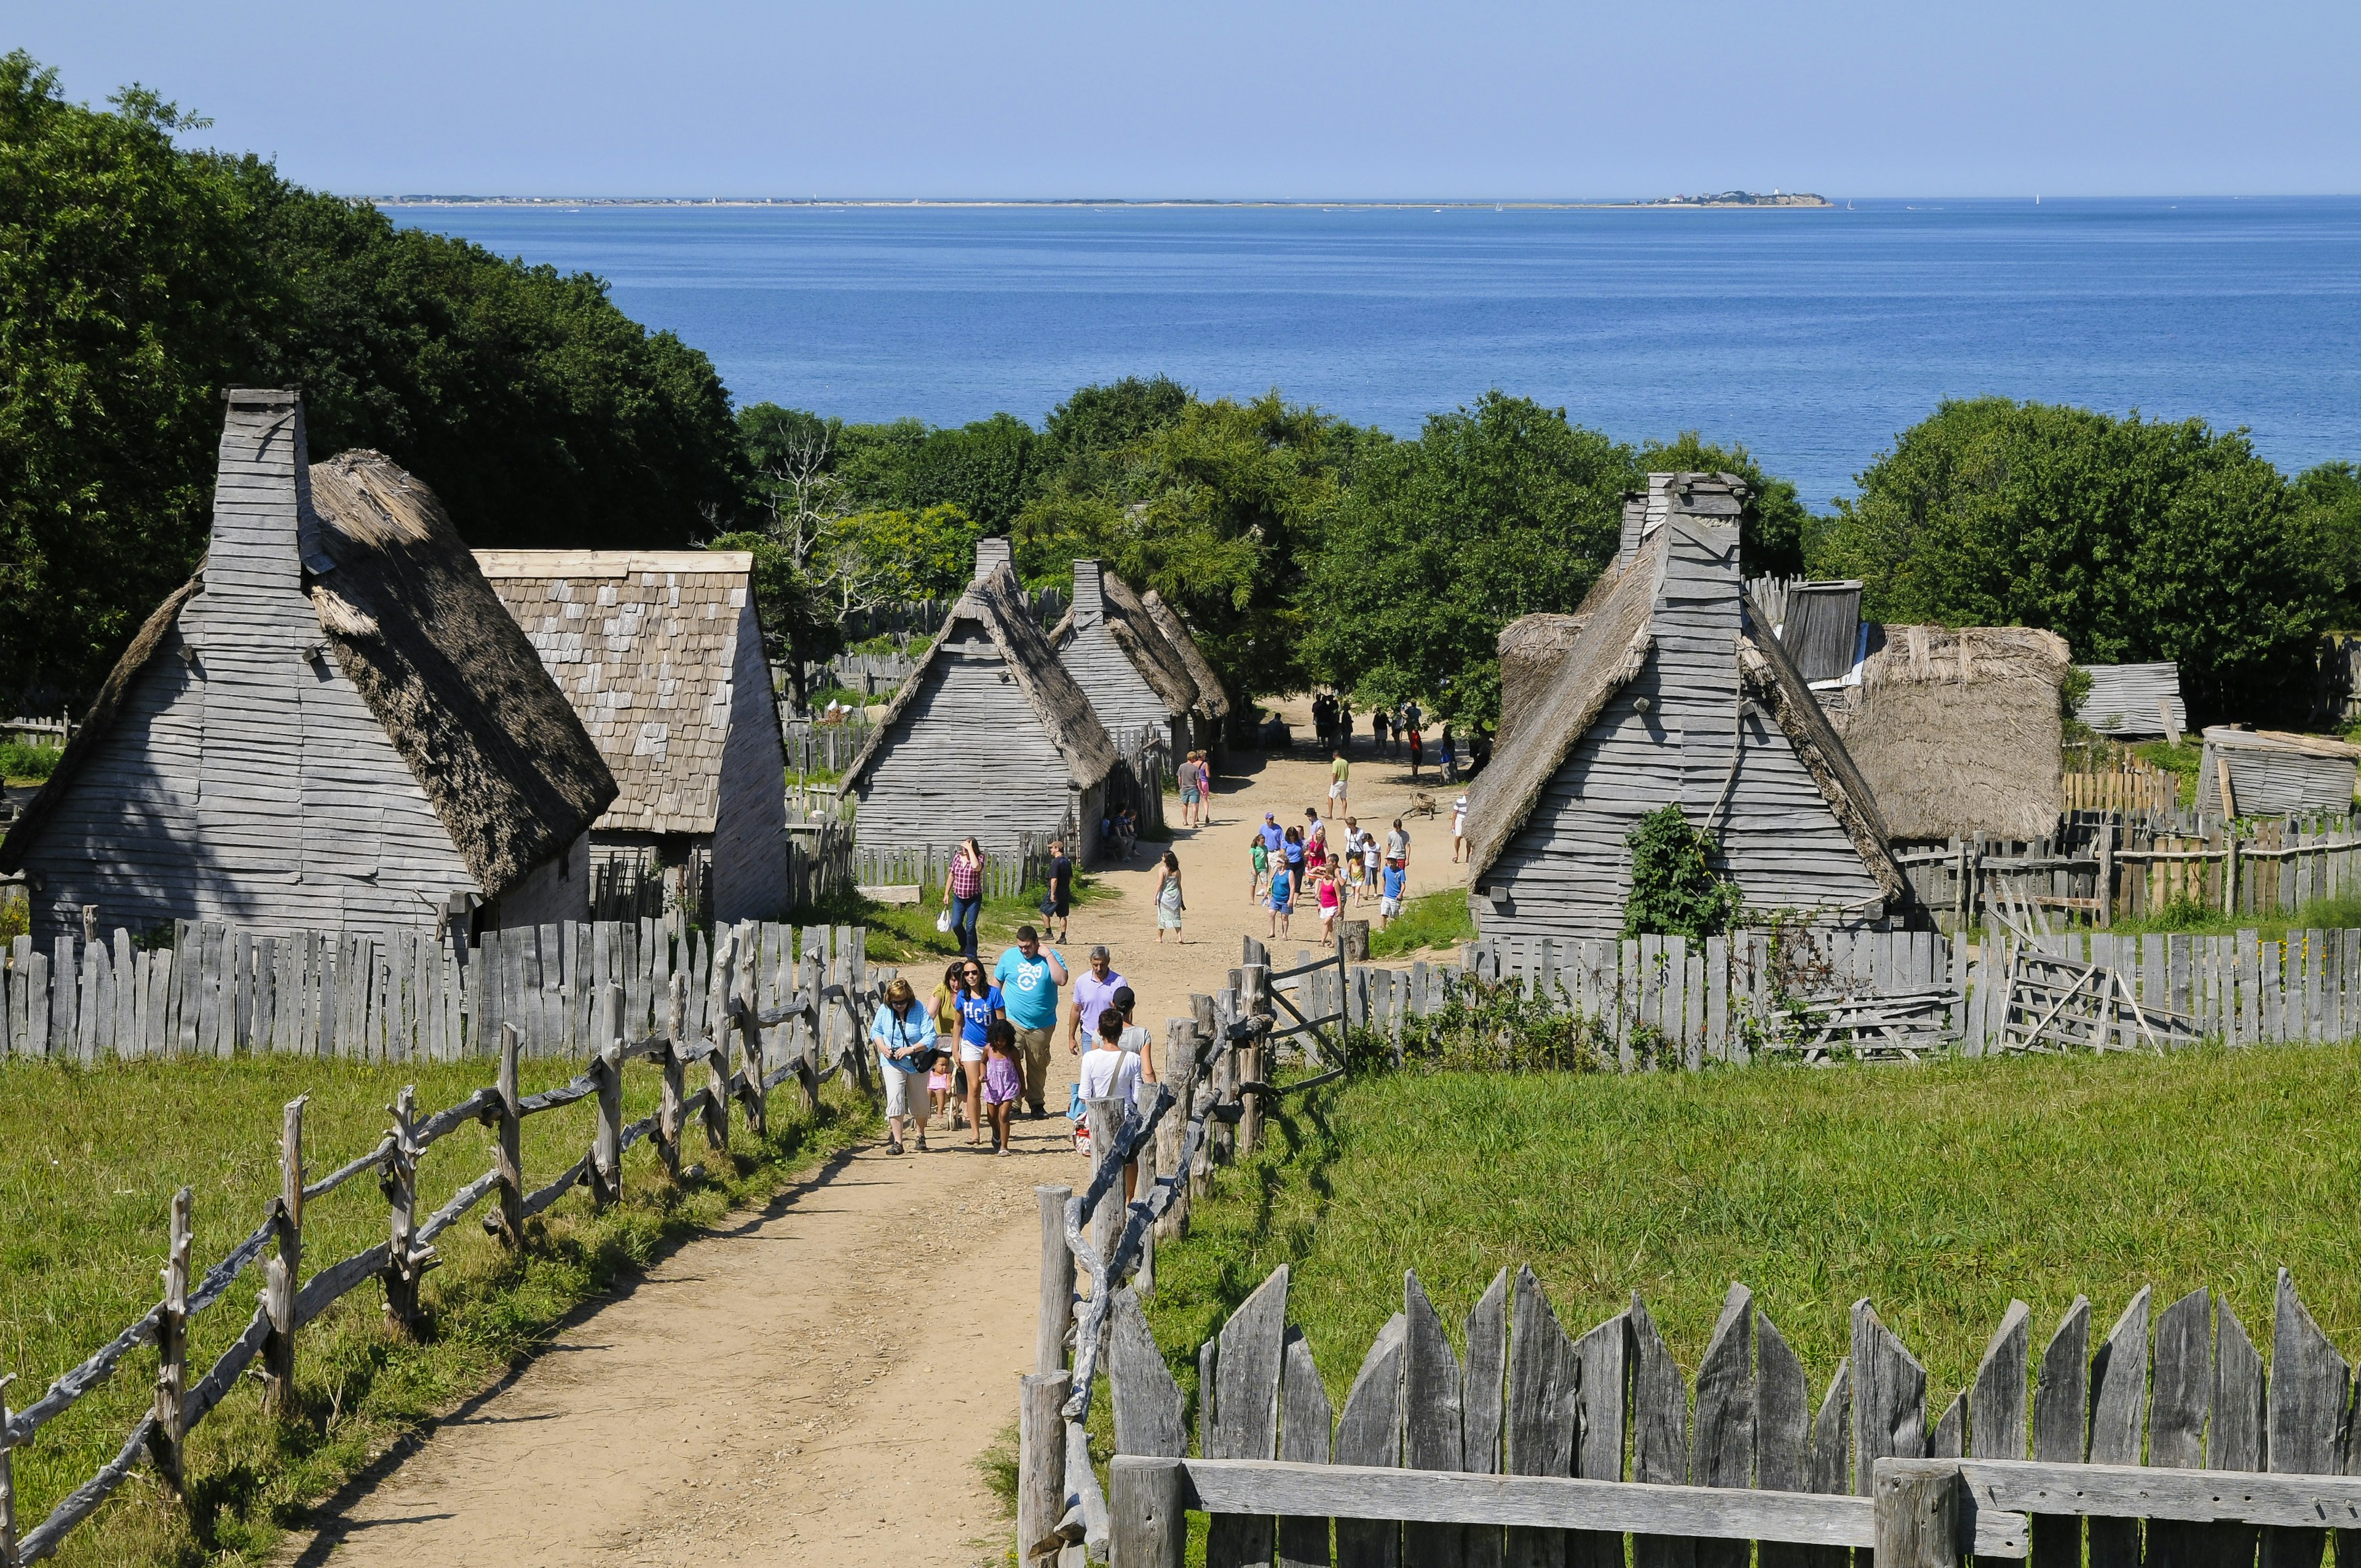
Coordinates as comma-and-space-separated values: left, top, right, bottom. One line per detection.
474, 550, 759, 837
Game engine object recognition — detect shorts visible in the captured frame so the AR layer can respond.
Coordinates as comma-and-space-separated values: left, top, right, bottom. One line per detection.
1181, 787, 1201, 804
1382, 896, 1401, 918
880, 1058, 928, 1117
958, 1040, 989, 1064
1329, 780, 1346, 799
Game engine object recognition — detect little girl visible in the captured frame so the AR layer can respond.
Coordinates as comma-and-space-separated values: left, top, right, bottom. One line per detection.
982, 1018, 1025, 1156
927, 1058, 955, 1125
1315, 855, 1343, 942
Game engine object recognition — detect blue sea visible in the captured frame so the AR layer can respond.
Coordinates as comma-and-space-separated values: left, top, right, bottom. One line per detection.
387, 199, 2361, 505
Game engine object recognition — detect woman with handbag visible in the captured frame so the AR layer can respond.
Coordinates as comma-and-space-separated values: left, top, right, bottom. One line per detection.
869, 977, 941, 1155
941, 837, 985, 959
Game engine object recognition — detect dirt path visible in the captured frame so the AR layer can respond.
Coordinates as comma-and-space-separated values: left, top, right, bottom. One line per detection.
284, 709, 1467, 1567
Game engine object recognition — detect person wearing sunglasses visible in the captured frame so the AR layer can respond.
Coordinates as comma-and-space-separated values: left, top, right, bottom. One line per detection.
952, 958, 1003, 1146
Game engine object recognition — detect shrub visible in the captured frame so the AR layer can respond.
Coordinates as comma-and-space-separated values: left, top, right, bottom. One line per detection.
1621, 805, 1742, 940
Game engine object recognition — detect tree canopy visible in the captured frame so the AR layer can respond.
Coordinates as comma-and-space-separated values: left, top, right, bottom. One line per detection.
0, 53, 744, 703
1808, 397, 2332, 724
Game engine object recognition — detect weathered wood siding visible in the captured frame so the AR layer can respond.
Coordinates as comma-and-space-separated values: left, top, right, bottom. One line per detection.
2198, 736, 2357, 817
710, 598, 790, 921
854, 622, 1085, 861
1056, 565, 1176, 744
1478, 521, 1884, 942
18, 397, 532, 943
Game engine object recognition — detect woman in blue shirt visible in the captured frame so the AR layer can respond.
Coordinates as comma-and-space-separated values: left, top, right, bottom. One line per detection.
951, 959, 1003, 1146
870, 976, 941, 1155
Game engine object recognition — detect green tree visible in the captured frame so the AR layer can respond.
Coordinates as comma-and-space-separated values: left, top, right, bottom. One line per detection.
2293, 462, 2361, 628
1299, 392, 1637, 729
1639, 431, 1816, 579
836, 412, 1037, 531
1808, 398, 2329, 724
0, 54, 264, 700
832, 504, 981, 603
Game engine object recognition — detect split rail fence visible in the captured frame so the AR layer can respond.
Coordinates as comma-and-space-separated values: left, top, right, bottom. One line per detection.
1102, 1261, 2361, 1568
0, 927, 891, 1565
0, 916, 876, 1064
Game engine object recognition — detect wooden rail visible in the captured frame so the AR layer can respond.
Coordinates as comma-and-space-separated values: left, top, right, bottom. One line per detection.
0, 930, 888, 1566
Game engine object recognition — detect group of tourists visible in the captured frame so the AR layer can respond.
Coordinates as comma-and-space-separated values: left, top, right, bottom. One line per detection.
1311, 695, 1490, 786
866, 932, 1160, 1165
1248, 807, 1416, 936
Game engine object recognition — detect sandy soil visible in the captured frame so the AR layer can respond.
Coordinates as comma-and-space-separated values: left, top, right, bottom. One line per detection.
282, 705, 1468, 1567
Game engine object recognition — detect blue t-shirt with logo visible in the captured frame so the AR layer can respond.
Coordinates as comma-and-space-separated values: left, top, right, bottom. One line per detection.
994, 948, 1064, 1030
1382, 863, 1407, 900
957, 985, 1004, 1046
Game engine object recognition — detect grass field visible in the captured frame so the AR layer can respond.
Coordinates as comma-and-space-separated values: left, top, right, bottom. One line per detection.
828, 874, 1118, 965
1142, 1042, 2361, 1422
0, 1055, 877, 1567
1368, 888, 1476, 957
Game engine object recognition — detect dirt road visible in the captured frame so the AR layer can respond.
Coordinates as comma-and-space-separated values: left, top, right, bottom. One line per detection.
285, 725, 1467, 1567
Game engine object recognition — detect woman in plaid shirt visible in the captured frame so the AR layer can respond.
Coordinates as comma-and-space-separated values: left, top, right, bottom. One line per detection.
944, 837, 985, 958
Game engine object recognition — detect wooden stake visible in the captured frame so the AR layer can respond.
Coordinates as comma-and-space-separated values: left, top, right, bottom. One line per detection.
263, 1095, 305, 1416
704, 942, 730, 1150
593, 985, 624, 1206
150, 1187, 191, 1492
384, 1087, 421, 1334
494, 1025, 524, 1246
660, 973, 686, 1179
1873, 1460, 1964, 1568
1037, 1184, 1075, 1375
1018, 1371, 1071, 1566
0, 1372, 18, 1565
737, 930, 766, 1142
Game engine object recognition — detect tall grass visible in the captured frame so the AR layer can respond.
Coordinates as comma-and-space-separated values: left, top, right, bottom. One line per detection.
1368, 889, 1474, 958
0, 1056, 876, 1566
1145, 1044, 2361, 1421
0, 740, 60, 782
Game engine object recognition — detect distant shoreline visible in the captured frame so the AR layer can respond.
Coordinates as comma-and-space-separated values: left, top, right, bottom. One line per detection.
368, 194, 1834, 211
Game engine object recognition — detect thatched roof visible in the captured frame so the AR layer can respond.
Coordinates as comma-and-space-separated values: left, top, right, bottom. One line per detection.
475, 550, 773, 836
845, 560, 1117, 790
1, 446, 615, 897
1495, 612, 1587, 751
1825, 624, 2069, 842
303, 452, 617, 892
1463, 529, 1667, 881
1050, 562, 1203, 723
1141, 587, 1232, 722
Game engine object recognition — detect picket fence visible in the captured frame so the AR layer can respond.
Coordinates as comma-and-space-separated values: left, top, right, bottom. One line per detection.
0, 915, 876, 1065
0, 928, 888, 1566
1100, 1260, 2361, 1568
855, 839, 1056, 901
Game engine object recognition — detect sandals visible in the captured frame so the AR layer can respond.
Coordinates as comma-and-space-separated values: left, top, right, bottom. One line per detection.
917, 1133, 930, 1152
886, 1137, 905, 1156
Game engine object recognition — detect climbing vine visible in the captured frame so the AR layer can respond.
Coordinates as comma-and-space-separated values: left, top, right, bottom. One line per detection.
1621, 804, 1744, 941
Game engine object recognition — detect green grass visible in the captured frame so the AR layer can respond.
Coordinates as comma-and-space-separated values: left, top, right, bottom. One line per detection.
1143, 1043, 2361, 1424
2132, 738, 2202, 807
1367, 887, 1475, 957
2102, 889, 2361, 939
1, 740, 61, 784
805, 877, 1118, 965
0, 1056, 877, 1567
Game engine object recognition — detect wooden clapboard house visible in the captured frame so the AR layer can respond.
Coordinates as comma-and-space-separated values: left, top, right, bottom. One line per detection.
475, 550, 789, 924
1051, 559, 1208, 756
1464, 473, 1905, 941
0, 390, 616, 944
844, 539, 1119, 864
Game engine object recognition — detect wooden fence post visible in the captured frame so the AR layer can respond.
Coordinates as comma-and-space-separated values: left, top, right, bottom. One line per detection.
263, 1095, 304, 1416
1873, 1460, 1963, 1568
150, 1187, 191, 1494
0, 1373, 17, 1564
494, 1025, 524, 1247
1110, 1455, 1188, 1568
593, 984, 624, 1205
384, 1086, 422, 1334
660, 973, 686, 1179
705, 942, 732, 1150
1157, 1020, 1191, 1242
1037, 1184, 1075, 1375
1018, 1371, 1071, 1566
1086, 1098, 1123, 1265
737, 933, 765, 1142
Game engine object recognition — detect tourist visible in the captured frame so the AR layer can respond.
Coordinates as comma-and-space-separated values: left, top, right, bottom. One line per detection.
1408, 720, 1424, 781
1267, 851, 1295, 939
1045, 839, 1073, 943
1069, 945, 1127, 1058
930, 960, 967, 1128
1439, 724, 1457, 784
1154, 849, 1186, 943
942, 837, 985, 958
1386, 817, 1410, 871
1341, 817, 1364, 898
1118, 806, 1141, 860
1329, 747, 1350, 819
1380, 854, 1408, 927
1179, 750, 1204, 828
1281, 825, 1307, 887
1111, 984, 1158, 1093
1248, 830, 1269, 901
1340, 703, 1355, 756
1372, 707, 1390, 758
1453, 791, 1469, 863
869, 976, 942, 1155
952, 958, 1003, 1145
1316, 854, 1343, 943
1077, 1010, 1147, 1197
981, 1018, 1024, 1156
1361, 822, 1383, 905
994, 926, 1069, 1116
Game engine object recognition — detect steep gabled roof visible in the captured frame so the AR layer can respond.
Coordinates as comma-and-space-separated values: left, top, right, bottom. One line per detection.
474, 550, 771, 836
845, 560, 1118, 791
1141, 587, 1233, 722
1735, 606, 1907, 901
1050, 561, 1203, 723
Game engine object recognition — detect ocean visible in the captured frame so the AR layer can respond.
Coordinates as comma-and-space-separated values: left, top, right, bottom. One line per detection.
386, 198, 2361, 505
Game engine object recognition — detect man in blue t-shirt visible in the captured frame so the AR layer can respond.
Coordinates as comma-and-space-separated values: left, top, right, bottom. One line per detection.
1259, 813, 1284, 854
994, 925, 1069, 1116
1380, 859, 1408, 925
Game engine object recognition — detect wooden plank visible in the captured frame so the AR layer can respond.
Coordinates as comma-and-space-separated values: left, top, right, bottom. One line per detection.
1206, 1265, 1291, 1568
1969, 1301, 2030, 1462
1462, 1268, 1511, 1568
1931, 1393, 1965, 1459
1108, 1288, 1187, 1459
1335, 1313, 1407, 1568
1406, 1270, 1469, 1568
1630, 1294, 1694, 1568
2146, 1288, 2212, 1568
2084, 1289, 2149, 1568
1278, 1332, 1335, 1568
1850, 1300, 1926, 1495
1691, 1283, 1755, 1568
2266, 1270, 2348, 1568
1945, 1456, 2361, 1529
1505, 1266, 1576, 1568
2028, 1296, 2088, 1568
1756, 1309, 1810, 1568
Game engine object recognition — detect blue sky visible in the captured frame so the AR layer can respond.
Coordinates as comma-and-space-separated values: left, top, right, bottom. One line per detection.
9, 1, 2357, 198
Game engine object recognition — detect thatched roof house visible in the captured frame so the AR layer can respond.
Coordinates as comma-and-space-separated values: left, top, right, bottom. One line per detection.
845, 539, 1119, 864
1496, 612, 1586, 751
2077, 662, 2186, 740
1822, 624, 2070, 842
1139, 587, 1232, 746
475, 550, 789, 924
1465, 473, 1904, 941
2196, 727, 2360, 817
0, 390, 614, 943
1051, 560, 1208, 755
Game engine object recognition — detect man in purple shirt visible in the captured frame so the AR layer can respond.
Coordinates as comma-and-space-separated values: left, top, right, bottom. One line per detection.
1066, 944, 1128, 1057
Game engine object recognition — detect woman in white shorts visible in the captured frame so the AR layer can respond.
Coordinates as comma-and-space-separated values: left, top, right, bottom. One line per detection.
948, 959, 1003, 1146
869, 978, 941, 1155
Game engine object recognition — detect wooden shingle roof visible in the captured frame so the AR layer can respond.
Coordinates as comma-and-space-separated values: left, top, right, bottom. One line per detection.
474, 550, 759, 837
